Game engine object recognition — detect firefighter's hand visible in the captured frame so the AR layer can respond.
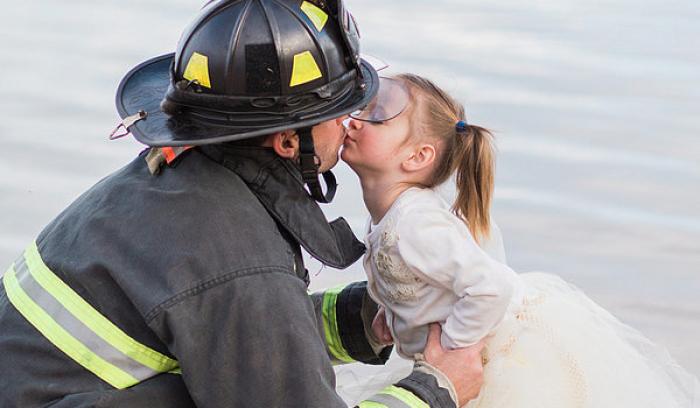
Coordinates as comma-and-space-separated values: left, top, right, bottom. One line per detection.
371, 306, 393, 345
423, 323, 485, 406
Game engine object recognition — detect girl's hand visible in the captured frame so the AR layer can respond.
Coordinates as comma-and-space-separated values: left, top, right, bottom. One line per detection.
371, 306, 393, 345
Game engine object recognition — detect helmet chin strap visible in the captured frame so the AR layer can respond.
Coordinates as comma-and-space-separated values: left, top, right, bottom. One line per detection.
297, 127, 337, 204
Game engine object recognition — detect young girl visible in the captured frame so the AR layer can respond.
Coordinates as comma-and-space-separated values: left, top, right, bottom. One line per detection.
340, 74, 699, 407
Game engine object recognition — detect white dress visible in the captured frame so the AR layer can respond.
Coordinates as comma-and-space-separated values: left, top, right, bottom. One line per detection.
337, 187, 699, 407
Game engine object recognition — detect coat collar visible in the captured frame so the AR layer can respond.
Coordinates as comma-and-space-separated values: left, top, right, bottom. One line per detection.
199, 145, 365, 269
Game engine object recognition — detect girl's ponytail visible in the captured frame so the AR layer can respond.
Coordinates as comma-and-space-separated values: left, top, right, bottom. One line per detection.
452, 123, 495, 243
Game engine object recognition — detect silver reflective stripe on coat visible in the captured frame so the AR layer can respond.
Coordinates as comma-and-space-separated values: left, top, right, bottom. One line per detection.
364, 393, 414, 407
2, 242, 179, 389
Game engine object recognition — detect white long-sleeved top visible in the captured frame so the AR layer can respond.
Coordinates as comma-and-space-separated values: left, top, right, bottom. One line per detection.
363, 187, 524, 358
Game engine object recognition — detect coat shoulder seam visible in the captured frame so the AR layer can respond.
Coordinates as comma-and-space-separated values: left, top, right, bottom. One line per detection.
144, 265, 294, 322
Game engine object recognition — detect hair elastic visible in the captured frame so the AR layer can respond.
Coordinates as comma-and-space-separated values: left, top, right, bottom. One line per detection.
455, 120, 468, 133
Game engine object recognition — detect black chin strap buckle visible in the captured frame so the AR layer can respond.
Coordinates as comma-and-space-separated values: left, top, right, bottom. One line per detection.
297, 127, 337, 203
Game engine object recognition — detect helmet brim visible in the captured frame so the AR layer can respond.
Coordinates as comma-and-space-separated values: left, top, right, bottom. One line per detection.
115, 53, 379, 147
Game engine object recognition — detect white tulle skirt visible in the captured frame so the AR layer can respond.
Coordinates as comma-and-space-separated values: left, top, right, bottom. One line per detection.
335, 272, 700, 407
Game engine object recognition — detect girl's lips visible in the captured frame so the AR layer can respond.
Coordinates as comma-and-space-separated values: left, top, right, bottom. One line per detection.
344, 129, 359, 142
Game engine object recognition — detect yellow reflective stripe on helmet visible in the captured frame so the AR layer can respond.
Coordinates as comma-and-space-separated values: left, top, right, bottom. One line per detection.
300, 1, 328, 32
23, 242, 178, 374
3, 265, 139, 389
289, 51, 323, 87
321, 284, 354, 363
183, 52, 212, 88
376, 386, 429, 408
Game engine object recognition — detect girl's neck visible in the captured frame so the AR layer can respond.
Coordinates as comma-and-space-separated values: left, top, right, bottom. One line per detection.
360, 177, 417, 224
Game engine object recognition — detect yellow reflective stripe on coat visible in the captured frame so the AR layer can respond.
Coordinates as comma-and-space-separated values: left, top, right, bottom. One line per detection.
2, 242, 180, 388
362, 385, 430, 408
3, 266, 138, 389
357, 401, 389, 408
321, 284, 355, 363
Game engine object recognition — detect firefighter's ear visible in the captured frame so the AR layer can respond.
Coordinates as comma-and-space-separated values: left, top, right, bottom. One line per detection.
268, 131, 300, 159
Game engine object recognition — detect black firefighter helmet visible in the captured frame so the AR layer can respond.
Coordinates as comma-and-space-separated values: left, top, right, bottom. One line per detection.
114, 0, 379, 202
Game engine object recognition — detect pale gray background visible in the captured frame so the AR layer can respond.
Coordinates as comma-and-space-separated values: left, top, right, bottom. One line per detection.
1, 0, 698, 380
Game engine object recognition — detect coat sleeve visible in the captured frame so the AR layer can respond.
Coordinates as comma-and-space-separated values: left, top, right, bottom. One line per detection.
311, 282, 458, 408
310, 281, 393, 366
395, 207, 515, 350
358, 370, 457, 408
148, 268, 456, 408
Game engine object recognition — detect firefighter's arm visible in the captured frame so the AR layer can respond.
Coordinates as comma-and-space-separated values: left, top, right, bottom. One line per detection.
311, 281, 393, 366
357, 369, 458, 408
357, 323, 484, 408
148, 270, 461, 407
310, 283, 461, 408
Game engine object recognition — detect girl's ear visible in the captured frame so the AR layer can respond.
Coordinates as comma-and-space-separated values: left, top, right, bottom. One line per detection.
270, 130, 300, 159
401, 143, 436, 173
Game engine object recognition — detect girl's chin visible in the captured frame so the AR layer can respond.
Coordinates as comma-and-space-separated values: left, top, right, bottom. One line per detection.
340, 149, 357, 166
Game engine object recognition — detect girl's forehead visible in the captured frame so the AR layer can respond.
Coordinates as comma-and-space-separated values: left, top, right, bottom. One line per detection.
400, 87, 424, 129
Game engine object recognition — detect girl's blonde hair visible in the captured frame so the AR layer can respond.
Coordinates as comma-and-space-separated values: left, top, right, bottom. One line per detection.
396, 73, 495, 243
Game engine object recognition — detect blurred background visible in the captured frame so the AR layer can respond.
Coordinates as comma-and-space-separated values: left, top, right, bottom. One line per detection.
1, 0, 698, 384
